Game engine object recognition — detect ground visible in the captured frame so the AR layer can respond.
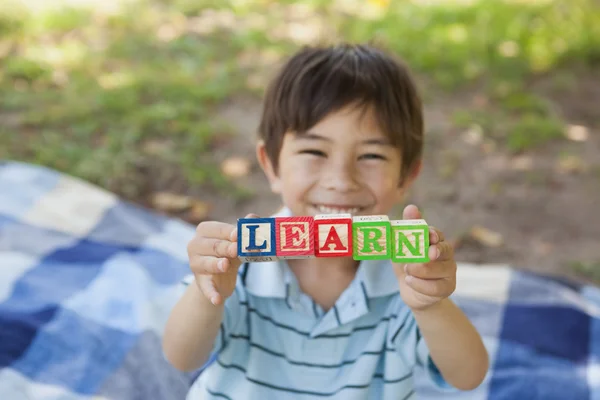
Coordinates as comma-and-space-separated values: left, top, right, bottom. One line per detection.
2, 0, 599, 283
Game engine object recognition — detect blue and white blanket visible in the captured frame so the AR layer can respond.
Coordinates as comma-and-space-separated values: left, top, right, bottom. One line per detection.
0, 160, 598, 400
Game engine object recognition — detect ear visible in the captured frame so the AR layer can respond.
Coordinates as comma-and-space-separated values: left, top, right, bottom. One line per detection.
405, 159, 422, 184
256, 140, 282, 194
395, 159, 422, 201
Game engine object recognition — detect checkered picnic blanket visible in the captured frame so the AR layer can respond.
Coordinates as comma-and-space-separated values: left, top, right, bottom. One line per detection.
0, 160, 598, 400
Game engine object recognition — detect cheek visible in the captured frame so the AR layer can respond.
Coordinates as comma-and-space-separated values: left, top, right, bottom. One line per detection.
360, 164, 404, 199
279, 158, 319, 190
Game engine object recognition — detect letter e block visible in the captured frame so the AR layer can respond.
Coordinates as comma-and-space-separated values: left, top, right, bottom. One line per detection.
276, 217, 314, 259
352, 215, 391, 260
237, 217, 277, 262
314, 214, 352, 257
391, 219, 429, 263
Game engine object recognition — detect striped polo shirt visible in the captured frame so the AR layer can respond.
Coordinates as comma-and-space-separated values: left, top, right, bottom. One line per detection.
182, 208, 454, 399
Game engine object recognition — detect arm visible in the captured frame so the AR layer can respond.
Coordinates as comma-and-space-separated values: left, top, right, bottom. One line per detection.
162, 283, 225, 372
162, 216, 258, 371
412, 298, 489, 391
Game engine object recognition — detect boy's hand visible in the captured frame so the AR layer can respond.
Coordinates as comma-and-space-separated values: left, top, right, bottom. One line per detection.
187, 213, 259, 306
392, 205, 457, 312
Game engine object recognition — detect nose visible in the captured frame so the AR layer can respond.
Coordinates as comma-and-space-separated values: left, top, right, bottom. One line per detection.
320, 158, 360, 193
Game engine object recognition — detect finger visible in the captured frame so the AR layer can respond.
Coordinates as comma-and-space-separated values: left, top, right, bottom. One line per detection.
190, 255, 233, 275
402, 204, 422, 220
404, 275, 455, 298
196, 276, 221, 305
428, 226, 445, 244
405, 260, 456, 280
189, 237, 237, 259
196, 221, 237, 242
429, 241, 453, 262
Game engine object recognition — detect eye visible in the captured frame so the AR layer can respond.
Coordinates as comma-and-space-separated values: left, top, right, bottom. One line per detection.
299, 149, 326, 157
360, 153, 387, 161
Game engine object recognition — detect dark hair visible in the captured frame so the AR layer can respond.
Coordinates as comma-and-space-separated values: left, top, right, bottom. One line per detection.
257, 42, 424, 184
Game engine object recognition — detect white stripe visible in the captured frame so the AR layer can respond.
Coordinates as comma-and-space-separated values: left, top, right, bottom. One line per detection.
0, 369, 108, 400
454, 263, 512, 303
22, 175, 117, 237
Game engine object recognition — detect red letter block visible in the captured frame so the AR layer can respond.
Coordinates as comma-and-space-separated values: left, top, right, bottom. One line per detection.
314, 214, 353, 257
275, 217, 314, 259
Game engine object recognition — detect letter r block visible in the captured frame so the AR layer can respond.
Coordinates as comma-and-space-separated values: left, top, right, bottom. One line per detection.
276, 216, 314, 259
352, 215, 391, 260
391, 219, 430, 263
237, 217, 277, 262
314, 214, 352, 257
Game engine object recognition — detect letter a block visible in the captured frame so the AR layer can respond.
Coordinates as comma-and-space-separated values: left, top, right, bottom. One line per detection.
314, 214, 352, 257
275, 216, 314, 259
237, 217, 277, 262
352, 215, 391, 260
391, 220, 430, 263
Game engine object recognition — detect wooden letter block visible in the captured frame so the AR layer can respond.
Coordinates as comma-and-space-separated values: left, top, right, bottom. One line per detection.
237, 217, 277, 262
391, 219, 430, 263
352, 215, 392, 260
275, 216, 314, 259
314, 214, 352, 257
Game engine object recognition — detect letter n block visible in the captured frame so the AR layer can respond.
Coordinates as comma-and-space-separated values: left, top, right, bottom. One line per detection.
314, 214, 352, 257
391, 219, 430, 263
237, 217, 277, 262
275, 217, 314, 259
352, 215, 391, 260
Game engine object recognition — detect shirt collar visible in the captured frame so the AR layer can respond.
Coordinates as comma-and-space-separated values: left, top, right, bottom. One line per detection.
241, 207, 400, 299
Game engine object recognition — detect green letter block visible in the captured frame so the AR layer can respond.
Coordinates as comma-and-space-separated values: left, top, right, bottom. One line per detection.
352, 215, 391, 260
391, 219, 430, 263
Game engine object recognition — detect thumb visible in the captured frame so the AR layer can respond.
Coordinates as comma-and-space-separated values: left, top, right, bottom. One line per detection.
230, 213, 261, 242
402, 204, 422, 220
394, 205, 422, 279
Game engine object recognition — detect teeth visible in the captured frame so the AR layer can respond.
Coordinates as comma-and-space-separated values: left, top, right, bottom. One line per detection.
316, 205, 360, 215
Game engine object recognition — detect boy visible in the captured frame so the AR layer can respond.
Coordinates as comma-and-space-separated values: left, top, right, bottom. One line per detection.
163, 43, 489, 399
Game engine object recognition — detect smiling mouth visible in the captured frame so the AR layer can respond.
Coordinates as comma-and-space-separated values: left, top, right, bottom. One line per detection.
312, 204, 365, 215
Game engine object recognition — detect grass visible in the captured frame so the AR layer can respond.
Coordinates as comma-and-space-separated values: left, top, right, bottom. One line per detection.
0, 0, 598, 202
567, 261, 600, 283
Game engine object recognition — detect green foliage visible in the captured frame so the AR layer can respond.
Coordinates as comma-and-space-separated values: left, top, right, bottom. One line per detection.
1, 0, 597, 200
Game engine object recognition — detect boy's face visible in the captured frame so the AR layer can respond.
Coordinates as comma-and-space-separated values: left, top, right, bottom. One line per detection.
257, 105, 420, 217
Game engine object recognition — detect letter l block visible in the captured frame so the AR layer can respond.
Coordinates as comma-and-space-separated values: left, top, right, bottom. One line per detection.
237, 217, 277, 262
391, 219, 430, 263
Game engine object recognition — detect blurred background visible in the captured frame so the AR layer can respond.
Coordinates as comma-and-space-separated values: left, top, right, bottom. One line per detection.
1, 0, 598, 283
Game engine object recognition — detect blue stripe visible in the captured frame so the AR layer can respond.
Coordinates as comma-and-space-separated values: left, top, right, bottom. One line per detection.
0, 238, 123, 365
247, 304, 398, 338
86, 201, 168, 247
584, 286, 600, 400
207, 388, 234, 399
1, 238, 123, 313
10, 307, 138, 395
228, 333, 396, 368
490, 304, 591, 400
0, 305, 58, 368
213, 357, 411, 396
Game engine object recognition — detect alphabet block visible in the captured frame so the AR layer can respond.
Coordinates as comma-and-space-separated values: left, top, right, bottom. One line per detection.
352, 215, 392, 260
275, 216, 314, 259
237, 217, 277, 262
313, 214, 352, 257
391, 219, 430, 263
